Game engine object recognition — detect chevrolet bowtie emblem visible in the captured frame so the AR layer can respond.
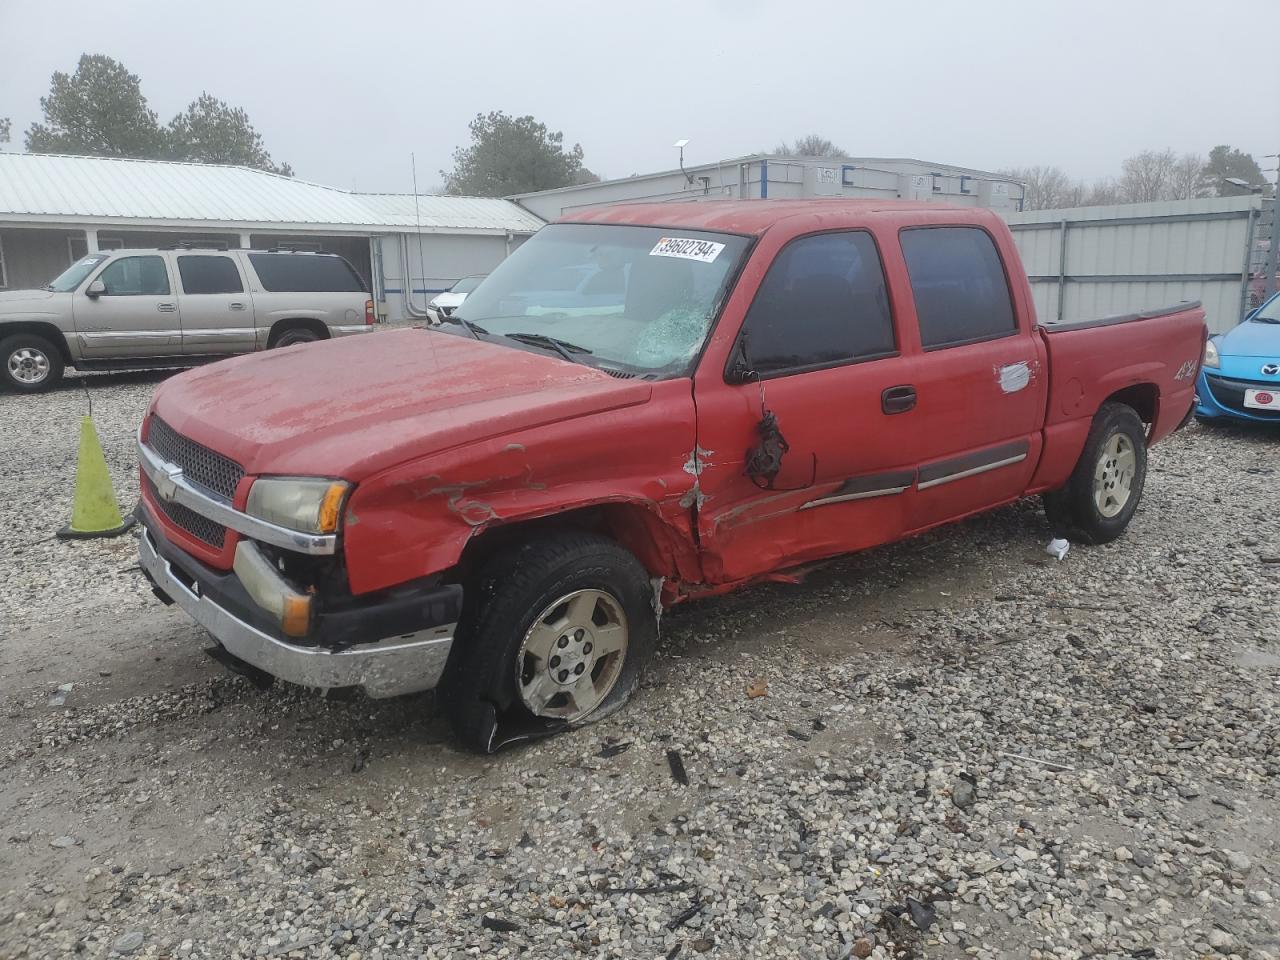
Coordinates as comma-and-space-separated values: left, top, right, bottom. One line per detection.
155, 464, 183, 502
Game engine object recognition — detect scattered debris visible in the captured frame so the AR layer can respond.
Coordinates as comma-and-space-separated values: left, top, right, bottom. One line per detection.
111, 931, 145, 955
951, 774, 977, 810
49, 835, 80, 849
667, 900, 703, 930
599, 741, 632, 759
999, 751, 1076, 771
667, 750, 689, 786
906, 896, 936, 931
351, 747, 368, 773
1045, 537, 1070, 561
48, 683, 73, 707
480, 914, 521, 933
785, 728, 811, 742
745, 679, 769, 699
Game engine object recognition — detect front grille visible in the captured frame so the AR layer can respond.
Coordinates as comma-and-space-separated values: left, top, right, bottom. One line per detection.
144, 474, 227, 548
145, 416, 244, 500
1205, 374, 1280, 419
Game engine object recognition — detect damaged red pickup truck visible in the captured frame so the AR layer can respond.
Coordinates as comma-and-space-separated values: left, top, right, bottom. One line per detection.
136, 200, 1206, 751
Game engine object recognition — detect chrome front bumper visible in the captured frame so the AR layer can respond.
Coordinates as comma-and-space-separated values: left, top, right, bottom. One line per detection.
138, 525, 455, 698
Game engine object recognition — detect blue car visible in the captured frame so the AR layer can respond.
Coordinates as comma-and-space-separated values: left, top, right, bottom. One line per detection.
1196, 292, 1280, 424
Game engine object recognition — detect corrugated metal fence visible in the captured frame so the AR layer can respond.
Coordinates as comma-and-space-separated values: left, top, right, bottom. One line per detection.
1005, 196, 1267, 334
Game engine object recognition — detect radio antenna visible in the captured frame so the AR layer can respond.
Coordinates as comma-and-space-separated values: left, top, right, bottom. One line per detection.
410, 153, 431, 321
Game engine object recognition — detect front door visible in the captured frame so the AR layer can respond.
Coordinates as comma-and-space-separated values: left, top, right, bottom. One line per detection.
895, 225, 1046, 531
174, 253, 255, 355
73, 254, 181, 359
694, 230, 920, 585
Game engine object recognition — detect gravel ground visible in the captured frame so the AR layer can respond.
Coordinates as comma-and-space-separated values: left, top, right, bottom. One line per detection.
1, 369, 1278, 960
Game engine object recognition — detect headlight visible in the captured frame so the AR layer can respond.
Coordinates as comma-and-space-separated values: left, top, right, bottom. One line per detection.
246, 477, 350, 534
1203, 339, 1220, 369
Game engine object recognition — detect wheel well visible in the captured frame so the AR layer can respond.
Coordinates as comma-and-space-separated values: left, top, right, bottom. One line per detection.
1104, 383, 1158, 426
0, 322, 72, 364
268, 318, 329, 346
453, 502, 686, 585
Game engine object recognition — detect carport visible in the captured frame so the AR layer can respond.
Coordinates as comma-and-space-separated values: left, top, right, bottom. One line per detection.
0, 153, 542, 313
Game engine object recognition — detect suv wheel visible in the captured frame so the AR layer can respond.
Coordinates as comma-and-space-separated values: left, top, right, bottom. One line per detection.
1, 334, 64, 393
1043, 401, 1148, 544
272, 327, 321, 348
444, 532, 657, 752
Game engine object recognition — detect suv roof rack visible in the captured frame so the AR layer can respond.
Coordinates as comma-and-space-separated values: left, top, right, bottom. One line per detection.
263, 247, 335, 255
158, 241, 231, 250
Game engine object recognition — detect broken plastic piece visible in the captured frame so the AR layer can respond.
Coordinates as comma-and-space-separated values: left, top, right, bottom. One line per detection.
1045, 537, 1070, 561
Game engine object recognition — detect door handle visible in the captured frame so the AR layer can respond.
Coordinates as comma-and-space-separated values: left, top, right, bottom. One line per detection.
229, 302, 246, 311
882, 385, 917, 415
157, 302, 177, 313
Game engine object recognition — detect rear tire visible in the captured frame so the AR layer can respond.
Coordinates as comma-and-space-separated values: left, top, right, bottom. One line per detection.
1, 333, 64, 393
271, 327, 321, 348
1043, 401, 1148, 545
444, 532, 657, 753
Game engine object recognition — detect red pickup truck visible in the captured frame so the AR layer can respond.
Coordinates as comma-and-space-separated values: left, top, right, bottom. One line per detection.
135, 200, 1206, 751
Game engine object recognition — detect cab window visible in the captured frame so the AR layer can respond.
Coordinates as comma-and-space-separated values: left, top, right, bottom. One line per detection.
900, 227, 1016, 349
738, 231, 896, 377
97, 256, 171, 296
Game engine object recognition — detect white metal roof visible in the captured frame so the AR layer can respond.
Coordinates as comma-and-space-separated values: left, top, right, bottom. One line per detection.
0, 152, 543, 234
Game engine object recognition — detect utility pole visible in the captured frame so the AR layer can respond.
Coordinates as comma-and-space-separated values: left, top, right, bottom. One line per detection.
1265, 154, 1280, 300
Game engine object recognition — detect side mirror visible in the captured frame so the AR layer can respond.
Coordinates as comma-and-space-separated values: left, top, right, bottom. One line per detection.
86, 280, 106, 298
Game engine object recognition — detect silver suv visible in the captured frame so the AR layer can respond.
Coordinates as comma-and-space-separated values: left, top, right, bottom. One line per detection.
0, 248, 375, 393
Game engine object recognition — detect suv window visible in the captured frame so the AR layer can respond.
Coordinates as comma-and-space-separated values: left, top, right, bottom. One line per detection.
739, 231, 896, 376
247, 253, 365, 293
900, 227, 1016, 349
177, 255, 243, 295
97, 256, 171, 296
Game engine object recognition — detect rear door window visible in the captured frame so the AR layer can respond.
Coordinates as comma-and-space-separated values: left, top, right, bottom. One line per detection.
900, 227, 1016, 349
247, 254, 366, 293
97, 256, 171, 296
177, 255, 244, 295
738, 231, 896, 377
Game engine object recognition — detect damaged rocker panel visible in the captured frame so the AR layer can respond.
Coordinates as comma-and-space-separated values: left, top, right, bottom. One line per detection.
798, 469, 917, 511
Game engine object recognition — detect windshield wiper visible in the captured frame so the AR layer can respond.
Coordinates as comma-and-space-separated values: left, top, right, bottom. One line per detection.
1251, 316, 1280, 324
438, 314, 487, 339
502, 332, 593, 363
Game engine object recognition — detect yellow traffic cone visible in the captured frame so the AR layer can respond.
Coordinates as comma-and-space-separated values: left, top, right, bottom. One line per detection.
57, 416, 137, 539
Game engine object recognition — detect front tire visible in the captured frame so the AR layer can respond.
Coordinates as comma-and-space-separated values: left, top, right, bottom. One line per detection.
1, 334, 64, 393
444, 532, 657, 753
1044, 401, 1148, 544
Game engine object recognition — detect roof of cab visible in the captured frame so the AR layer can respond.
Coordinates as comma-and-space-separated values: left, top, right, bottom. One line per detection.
557, 199, 961, 236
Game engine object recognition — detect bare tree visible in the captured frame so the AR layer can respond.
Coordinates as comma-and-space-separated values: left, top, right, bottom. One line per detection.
1119, 149, 1179, 203
1085, 179, 1123, 205
772, 135, 848, 159
1169, 152, 1208, 200
999, 165, 1080, 210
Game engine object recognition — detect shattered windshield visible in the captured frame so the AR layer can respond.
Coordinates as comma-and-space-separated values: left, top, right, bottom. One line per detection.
453, 223, 750, 377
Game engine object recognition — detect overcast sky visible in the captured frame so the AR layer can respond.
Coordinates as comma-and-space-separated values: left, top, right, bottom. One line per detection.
1, 0, 1277, 194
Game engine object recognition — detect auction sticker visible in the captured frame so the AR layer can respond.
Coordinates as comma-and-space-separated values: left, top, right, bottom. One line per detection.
649, 236, 725, 263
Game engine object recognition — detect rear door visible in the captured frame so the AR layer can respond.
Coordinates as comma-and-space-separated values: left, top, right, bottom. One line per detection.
72, 253, 180, 359
694, 229, 921, 584
175, 253, 254, 355
895, 225, 1046, 530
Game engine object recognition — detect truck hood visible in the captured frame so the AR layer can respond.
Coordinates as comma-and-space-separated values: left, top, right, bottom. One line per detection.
1218, 320, 1280, 359
150, 329, 653, 480
0, 288, 58, 306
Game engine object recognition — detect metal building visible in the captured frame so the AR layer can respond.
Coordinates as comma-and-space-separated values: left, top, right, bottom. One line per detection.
1005, 196, 1265, 334
0, 152, 543, 322
512, 153, 1026, 219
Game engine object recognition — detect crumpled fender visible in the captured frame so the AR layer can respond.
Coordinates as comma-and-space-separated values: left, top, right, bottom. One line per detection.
341, 379, 702, 596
